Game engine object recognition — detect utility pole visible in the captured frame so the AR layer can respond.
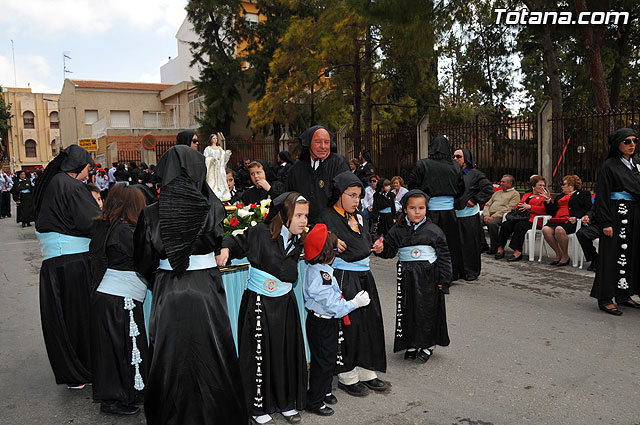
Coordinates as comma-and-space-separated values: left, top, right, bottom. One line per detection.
10, 40, 17, 86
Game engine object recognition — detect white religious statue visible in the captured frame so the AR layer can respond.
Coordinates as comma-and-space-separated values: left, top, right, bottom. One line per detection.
204, 132, 232, 201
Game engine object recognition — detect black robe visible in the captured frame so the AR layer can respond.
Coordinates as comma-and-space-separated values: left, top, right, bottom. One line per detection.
373, 190, 395, 236
222, 223, 307, 416
378, 221, 452, 351
354, 162, 376, 186
317, 207, 387, 374
12, 178, 35, 223
134, 203, 247, 424
590, 157, 640, 301
35, 172, 102, 385
236, 166, 252, 190
454, 161, 493, 281
286, 154, 349, 222
90, 221, 148, 407
241, 182, 284, 205
408, 138, 465, 281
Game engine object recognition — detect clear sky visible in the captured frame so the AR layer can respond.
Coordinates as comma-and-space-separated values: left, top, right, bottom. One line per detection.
0, 0, 188, 94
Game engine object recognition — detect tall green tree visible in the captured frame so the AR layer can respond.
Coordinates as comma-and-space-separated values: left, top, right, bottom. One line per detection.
187, 0, 243, 136
0, 87, 12, 166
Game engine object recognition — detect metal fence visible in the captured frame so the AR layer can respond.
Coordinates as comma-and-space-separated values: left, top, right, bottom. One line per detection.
117, 148, 141, 163
549, 104, 639, 191
344, 127, 417, 181
427, 115, 538, 190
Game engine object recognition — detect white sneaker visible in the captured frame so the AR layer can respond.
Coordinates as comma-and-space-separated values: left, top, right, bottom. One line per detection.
67, 384, 86, 390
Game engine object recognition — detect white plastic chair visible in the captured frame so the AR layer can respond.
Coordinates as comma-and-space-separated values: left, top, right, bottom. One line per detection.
579, 237, 599, 269
568, 219, 582, 267
523, 215, 551, 261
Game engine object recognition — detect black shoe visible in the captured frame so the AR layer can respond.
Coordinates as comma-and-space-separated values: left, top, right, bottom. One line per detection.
486, 250, 497, 255
308, 405, 334, 416
100, 402, 140, 415
619, 300, 640, 309
21, 222, 25, 228
361, 378, 388, 392
464, 276, 478, 282
507, 254, 522, 262
416, 348, 432, 363
26, 222, 31, 227
283, 412, 301, 423
338, 381, 369, 397
599, 305, 623, 316
494, 252, 505, 259
324, 393, 337, 405
587, 260, 597, 271
404, 349, 417, 360
557, 257, 570, 267
550, 260, 560, 266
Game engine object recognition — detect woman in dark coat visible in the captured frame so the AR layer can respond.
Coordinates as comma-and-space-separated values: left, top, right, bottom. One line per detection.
590, 128, 640, 315
276, 150, 294, 185
133, 145, 247, 424
317, 171, 387, 398
218, 192, 309, 424
33, 145, 101, 389
12, 170, 35, 227
541, 174, 592, 266
89, 184, 148, 416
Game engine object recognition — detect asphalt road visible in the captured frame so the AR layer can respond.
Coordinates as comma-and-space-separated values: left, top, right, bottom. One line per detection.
1, 207, 639, 425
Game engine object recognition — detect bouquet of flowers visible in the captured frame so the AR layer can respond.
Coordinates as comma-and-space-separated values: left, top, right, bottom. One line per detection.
223, 198, 271, 236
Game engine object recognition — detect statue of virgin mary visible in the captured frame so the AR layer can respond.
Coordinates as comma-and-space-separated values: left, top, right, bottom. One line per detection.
203, 132, 231, 201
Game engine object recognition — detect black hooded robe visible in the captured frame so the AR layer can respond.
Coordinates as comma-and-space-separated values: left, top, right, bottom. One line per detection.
222, 221, 307, 417
133, 146, 247, 425
354, 150, 376, 186
378, 208, 452, 352
276, 150, 294, 185
317, 172, 386, 375
12, 178, 35, 223
454, 149, 494, 281
589, 139, 640, 302
286, 126, 349, 222
408, 136, 465, 281
241, 160, 284, 204
35, 145, 102, 386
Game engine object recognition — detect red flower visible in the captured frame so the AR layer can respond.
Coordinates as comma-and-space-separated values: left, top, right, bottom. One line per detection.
229, 217, 239, 227
249, 203, 257, 209
263, 212, 268, 219
236, 203, 244, 208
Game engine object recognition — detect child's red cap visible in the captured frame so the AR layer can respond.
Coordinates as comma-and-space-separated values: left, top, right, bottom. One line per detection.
304, 223, 328, 261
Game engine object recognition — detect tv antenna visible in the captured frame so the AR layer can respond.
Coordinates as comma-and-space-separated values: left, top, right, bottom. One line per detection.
63, 52, 73, 80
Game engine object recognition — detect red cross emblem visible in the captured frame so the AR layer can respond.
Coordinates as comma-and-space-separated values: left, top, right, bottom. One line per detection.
263, 279, 278, 292
411, 249, 421, 258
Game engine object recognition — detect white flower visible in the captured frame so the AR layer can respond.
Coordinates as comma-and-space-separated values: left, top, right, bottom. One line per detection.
231, 229, 246, 236
251, 220, 257, 227
237, 209, 254, 218
260, 198, 271, 208
260, 206, 269, 217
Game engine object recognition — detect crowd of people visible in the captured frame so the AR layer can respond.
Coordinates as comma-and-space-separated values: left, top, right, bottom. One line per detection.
2, 124, 637, 424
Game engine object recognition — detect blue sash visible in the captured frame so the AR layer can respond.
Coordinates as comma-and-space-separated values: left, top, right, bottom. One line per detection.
332, 256, 370, 271
398, 245, 437, 263
246, 266, 292, 297
455, 203, 480, 217
20, 189, 31, 193
611, 191, 636, 202
379, 207, 392, 214
429, 196, 454, 211
35, 231, 91, 260
97, 269, 147, 302
158, 252, 217, 271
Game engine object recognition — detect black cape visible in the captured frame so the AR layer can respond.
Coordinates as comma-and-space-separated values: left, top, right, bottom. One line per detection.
378, 220, 452, 351
223, 223, 307, 415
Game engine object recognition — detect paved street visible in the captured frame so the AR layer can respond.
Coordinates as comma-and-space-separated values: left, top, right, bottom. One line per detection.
1, 205, 639, 425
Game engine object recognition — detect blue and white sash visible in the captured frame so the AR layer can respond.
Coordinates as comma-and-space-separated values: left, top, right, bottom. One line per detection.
332, 256, 371, 271
398, 245, 437, 263
247, 266, 293, 297
611, 191, 637, 202
455, 203, 480, 217
35, 231, 91, 260
379, 207, 392, 214
97, 268, 147, 302
429, 196, 454, 211
158, 252, 217, 271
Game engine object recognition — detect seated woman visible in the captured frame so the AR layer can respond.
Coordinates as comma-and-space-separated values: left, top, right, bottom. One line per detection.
391, 176, 408, 213
496, 175, 551, 262
542, 175, 592, 266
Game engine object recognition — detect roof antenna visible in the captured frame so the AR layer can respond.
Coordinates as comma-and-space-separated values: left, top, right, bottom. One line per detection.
63, 52, 73, 80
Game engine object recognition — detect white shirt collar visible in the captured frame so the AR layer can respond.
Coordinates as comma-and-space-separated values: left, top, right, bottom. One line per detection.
621, 157, 634, 170
504, 187, 515, 191
280, 225, 295, 253
405, 216, 427, 230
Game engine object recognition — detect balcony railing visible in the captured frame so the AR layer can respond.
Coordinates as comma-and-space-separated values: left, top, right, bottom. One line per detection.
92, 116, 199, 136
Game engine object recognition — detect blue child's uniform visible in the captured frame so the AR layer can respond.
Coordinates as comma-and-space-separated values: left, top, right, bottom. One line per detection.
303, 262, 356, 410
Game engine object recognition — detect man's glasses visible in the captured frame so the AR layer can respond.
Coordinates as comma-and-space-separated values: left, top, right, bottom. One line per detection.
623, 137, 637, 145
452, 154, 463, 159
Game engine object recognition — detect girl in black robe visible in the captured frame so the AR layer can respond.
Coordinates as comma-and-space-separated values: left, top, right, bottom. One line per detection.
590, 128, 640, 315
89, 184, 148, 416
378, 190, 452, 362
218, 192, 309, 424
133, 145, 247, 425
317, 171, 387, 398
33, 145, 101, 388
454, 148, 494, 281
372, 178, 395, 237
408, 136, 465, 281
12, 170, 35, 227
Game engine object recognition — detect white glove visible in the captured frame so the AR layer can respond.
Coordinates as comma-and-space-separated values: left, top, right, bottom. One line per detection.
351, 290, 370, 309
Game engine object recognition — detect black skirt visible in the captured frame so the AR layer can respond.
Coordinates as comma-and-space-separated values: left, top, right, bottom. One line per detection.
394, 261, 449, 352
544, 221, 578, 235
237, 289, 307, 416
590, 200, 639, 300
39, 252, 93, 385
144, 268, 247, 425
428, 210, 463, 281
90, 292, 148, 406
333, 269, 386, 374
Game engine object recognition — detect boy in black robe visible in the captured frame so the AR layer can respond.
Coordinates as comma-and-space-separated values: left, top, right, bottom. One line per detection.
241, 159, 284, 204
